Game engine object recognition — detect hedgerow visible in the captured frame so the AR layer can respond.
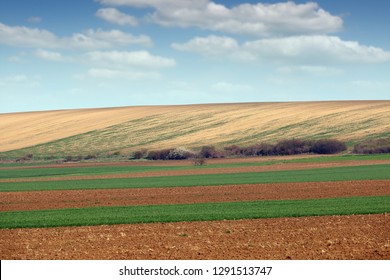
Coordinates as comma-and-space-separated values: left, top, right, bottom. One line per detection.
353, 137, 390, 154
10, 137, 390, 164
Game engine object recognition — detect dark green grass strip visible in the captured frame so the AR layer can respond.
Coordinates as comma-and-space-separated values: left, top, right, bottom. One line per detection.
0, 164, 389, 192
0, 196, 388, 229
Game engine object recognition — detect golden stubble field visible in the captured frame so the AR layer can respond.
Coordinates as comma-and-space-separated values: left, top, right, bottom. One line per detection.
1, 100, 390, 156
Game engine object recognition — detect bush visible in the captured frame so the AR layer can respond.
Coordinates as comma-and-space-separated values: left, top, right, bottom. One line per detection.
64, 155, 73, 162
168, 148, 195, 160
273, 139, 313, 155
199, 146, 223, 158
224, 145, 242, 156
145, 149, 172, 160
241, 143, 274, 156
84, 154, 97, 160
132, 149, 147, 159
311, 139, 347, 154
15, 153, 34, 162
353, 137, 390, 154
64, 155, 82, 162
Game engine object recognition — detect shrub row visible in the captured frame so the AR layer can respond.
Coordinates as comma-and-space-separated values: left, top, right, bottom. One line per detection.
14, 137, 390, 164
353, 137, 390, 154
15, 153, 34, 162
141, 148, 196, 160
224, 139, 347, 157
130, 138, 347, 161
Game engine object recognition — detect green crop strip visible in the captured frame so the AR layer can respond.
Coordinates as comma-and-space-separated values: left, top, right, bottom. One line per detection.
1, 164, 389, 192
0, 196, 388, 229
0, 165, 191, 179
2, 153, 389, 180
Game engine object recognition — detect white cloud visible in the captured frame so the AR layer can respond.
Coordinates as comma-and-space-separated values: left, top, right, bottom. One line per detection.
0, 22, 151, 49
96, 8, 138, 26
27, 17, 42, 23
86, 68, 160, 80
172, 35, 238, 56
212, 82, 253, 92
97, 0, 342, 37
243, 35, 390, 63
83, 29, 152, 47
86, 50, 176, 68
35, 49, 64, 61
0, 22, 58, 49
98, 0, 206, 8
173, 35, 390, 64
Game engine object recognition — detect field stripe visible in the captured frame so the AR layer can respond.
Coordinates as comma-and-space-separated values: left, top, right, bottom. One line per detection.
0, 164, 389, 192
2, 160, 390, 183
0, 196, 389, 229
1, 180, 389, 212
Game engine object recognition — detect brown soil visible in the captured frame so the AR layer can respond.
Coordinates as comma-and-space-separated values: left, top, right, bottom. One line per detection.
1, 180, 389, 212
1, 214, 388, 260
2, 160, 389, 183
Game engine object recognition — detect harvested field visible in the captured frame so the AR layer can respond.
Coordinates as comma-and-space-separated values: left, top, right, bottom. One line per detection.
1, 180, 389, 211
1, 101, 390, 157
1, 214, 388, 260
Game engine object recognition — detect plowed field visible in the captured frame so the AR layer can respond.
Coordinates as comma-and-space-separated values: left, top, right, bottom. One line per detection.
1, 180, 389, 211
1, 214, 388, 260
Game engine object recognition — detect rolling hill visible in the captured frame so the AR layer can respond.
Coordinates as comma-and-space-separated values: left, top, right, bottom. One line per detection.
1, 101, 389, 159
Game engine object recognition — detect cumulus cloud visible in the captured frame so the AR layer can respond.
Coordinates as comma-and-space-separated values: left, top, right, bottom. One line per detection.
173, 35, 390, 64
96, 8, 138, 26
172, 35, 238, 56
243, 35, 390, 63
0, 22, 151, 49
83, 29, 152, 47
86, 50, 176, 68
97, 0, 342, 37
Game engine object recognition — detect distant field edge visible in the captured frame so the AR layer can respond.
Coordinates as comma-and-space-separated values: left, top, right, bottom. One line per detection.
0, 195, 388, 229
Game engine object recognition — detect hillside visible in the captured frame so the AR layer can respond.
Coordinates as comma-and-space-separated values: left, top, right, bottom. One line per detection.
1, 101, 389, 158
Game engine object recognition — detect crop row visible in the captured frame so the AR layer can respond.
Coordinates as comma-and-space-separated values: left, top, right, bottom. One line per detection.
1, 164, 389, 192
1, 196, 388, 229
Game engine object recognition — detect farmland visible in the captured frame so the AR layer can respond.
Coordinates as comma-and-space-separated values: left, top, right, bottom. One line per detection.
1, 101, 390, 158
1, 153, 389, 259
1, 101, 389, 259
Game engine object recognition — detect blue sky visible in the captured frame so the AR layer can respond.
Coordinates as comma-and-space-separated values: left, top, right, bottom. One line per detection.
0, 0, 389, 113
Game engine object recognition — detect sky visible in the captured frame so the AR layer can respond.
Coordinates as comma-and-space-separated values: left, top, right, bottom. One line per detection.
0, 0, 389, 113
